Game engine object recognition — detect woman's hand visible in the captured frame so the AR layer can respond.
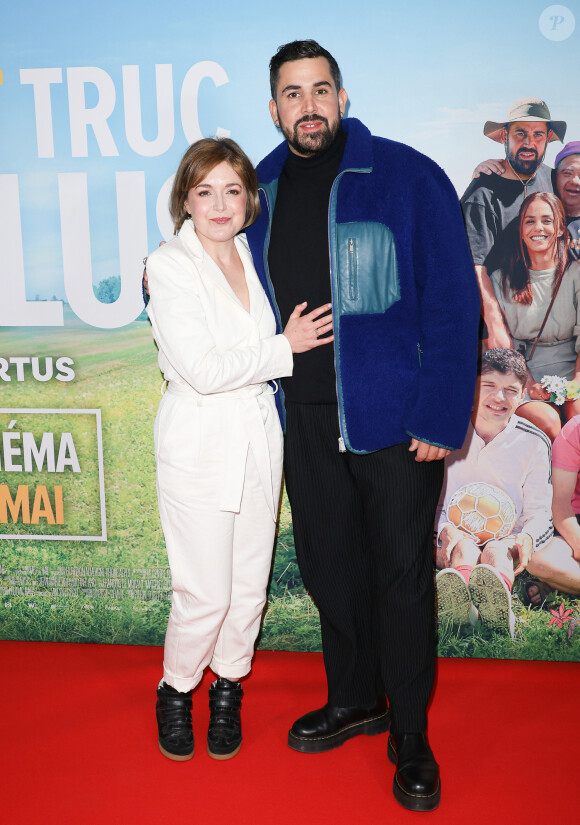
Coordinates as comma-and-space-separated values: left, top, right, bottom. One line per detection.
283, 302, 334, 353
526, 378, 551, 401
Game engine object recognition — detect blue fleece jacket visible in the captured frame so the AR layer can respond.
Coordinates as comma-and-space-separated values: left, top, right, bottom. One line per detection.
246, 118, 480, 453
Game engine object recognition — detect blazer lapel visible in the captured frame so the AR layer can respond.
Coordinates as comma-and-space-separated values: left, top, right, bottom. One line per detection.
178, 222, 264, 322
178, 220, 246, 310
236, 234, 266, 323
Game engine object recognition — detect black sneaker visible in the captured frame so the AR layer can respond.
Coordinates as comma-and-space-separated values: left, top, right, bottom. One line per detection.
156, 682, 194, 761
207, 678, 243, 760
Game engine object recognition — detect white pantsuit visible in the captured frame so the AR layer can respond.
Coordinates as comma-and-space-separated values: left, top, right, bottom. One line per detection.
147, 220, 293, 692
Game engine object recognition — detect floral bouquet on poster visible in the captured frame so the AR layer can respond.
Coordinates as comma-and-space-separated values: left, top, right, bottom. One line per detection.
540, 375, 580, 405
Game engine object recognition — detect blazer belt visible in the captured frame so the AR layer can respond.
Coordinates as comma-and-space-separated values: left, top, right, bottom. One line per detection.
165, 381, 270, 403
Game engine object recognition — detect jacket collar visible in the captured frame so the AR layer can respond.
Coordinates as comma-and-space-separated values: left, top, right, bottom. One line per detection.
256, 117, 373, 184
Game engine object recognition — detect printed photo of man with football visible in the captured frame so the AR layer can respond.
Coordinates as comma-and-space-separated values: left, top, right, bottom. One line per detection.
434, 348, 554, 636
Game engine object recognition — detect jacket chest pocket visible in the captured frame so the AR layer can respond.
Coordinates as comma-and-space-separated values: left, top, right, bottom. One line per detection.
336, 222, 400, 315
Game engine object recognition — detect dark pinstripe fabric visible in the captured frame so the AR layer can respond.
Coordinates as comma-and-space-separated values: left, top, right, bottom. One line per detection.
284, 402, 443, 734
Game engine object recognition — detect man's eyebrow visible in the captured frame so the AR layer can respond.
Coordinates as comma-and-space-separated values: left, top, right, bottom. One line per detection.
279, 80, 332, 95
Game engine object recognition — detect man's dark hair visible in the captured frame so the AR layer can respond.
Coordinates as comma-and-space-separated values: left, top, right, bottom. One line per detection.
269, 40, 341, 100
479, 348, 528, 387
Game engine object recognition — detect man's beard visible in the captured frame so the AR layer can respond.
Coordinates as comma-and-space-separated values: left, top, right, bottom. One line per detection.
506, 145, 544, 176
282, 113, 341, 157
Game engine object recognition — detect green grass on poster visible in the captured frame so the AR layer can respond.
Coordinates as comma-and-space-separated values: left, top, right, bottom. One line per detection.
1, 317, 578, 660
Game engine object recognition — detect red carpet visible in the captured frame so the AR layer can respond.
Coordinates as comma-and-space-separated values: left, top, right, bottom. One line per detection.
2, 641, 577, 823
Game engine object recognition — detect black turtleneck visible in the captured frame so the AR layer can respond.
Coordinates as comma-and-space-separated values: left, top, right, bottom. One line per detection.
268, 128, 347, 403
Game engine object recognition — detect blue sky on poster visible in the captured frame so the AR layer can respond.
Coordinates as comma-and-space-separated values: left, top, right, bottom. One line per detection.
0, 0, 578, 305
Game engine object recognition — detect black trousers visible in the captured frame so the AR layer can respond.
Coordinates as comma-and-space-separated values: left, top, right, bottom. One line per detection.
284, 402, 443, 734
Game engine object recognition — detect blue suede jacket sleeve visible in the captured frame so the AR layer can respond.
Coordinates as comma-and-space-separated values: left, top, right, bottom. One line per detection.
404, 160, 480, 450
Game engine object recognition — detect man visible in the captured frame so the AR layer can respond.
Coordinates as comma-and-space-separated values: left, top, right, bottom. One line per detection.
554, 141, 580, 259
435, 349, 553, 637
460, 99, 566, 348
245, 40, 479, 812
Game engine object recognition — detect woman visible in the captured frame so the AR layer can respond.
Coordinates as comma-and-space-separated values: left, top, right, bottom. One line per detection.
523, 413, 580, 607
491, 192, 580, 439
146, 138, 333, 762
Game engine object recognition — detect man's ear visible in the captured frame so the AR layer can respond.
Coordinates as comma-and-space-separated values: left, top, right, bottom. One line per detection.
501, 127, 508, 145
338, 88, 348, 117
269, 99, 279, 127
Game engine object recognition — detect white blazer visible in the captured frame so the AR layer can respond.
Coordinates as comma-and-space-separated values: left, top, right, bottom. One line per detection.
146, 220, 293, 520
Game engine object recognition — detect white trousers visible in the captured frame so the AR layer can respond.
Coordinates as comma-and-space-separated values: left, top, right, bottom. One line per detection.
155, 382, 283, 692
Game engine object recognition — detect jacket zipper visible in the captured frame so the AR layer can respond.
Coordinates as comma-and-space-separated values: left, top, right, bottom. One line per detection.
417, 342, 422, 367
348, 238, 357, 300
328, 168, 370, 453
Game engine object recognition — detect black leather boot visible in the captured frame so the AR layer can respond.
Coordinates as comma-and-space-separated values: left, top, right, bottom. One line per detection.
288, 696, 390, 753
388, 732, 441, 811
156, 682, 194, 761
207, 678, 243, 760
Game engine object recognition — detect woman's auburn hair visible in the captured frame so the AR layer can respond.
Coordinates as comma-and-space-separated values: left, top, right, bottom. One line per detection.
501, 191, 569, 305
169, 138, 260, 234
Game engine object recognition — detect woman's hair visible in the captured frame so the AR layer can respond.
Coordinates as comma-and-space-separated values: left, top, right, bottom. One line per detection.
169, 138, 260, 234
500, 191, 568, 305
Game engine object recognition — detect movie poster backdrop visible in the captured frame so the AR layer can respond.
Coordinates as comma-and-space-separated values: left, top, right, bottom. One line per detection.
1, 0, 579, 660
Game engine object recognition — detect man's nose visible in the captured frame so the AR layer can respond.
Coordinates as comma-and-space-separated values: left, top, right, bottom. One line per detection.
302, 92, 316, 112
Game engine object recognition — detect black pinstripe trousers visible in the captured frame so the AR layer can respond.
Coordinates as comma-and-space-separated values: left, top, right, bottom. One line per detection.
284, 402, 443, 734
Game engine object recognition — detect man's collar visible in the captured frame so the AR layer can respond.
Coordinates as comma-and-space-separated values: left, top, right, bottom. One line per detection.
473, 413, 518, 446
256, 117, 373, 184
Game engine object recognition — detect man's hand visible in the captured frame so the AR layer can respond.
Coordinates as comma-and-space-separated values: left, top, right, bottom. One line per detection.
438, 523, 464, 567
142, 241, 166, 298
472, 158, 507, 179
409, 439, 450, 462
511, 533, 534, 575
